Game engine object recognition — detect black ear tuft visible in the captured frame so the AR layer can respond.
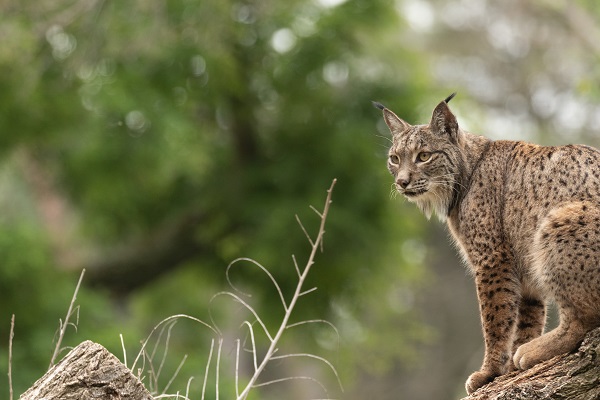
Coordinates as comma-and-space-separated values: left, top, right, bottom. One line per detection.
372, 101, 386, 110
431, 97, 459, 143
444, 92, 457, 104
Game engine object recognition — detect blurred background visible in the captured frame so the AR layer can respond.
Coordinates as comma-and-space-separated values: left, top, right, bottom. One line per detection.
2, 0, 600, 399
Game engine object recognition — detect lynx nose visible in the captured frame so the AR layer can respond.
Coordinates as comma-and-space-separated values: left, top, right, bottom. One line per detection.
397, 177, 410, 189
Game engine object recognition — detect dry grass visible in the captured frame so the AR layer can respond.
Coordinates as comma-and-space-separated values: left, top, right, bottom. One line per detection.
8, 180, 341, 400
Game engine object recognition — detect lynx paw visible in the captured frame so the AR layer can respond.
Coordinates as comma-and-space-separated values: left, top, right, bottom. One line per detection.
513, 340, 547, 370
465, 369, 497, 394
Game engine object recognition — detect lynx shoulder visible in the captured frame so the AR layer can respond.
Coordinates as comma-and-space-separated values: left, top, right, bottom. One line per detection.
376, 95, 600, 394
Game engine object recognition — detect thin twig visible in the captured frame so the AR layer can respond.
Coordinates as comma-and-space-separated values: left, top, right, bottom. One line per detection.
120, 333, 127, 368
210, 292, 274, 342
161, 354, 188, 395
9, 314, 15, 400
235, 339, 241, 398
292, 255, 301, 278
286, 319, 341, 351
298, 287, 318, 297
236, 179, 337, 400
252, 375, 331, 397
310, 205, 326, 253
137, 347, 147, 381
150, 319, 173, 362
50, 268, 85, 367
215, 338, 223, 400
241, 321, 258, 371
227, 258, 288, 312
185, 376, 194, 400
201, 339, 215, 400
270, 353, 344, 392
309, 205, 323, 218
295, 214, 315, 247
131, 314, 218, 372
153, 395, 190, 400
156, 320, 179, 386
142, 347, 158, 393
286, 319, 339, 331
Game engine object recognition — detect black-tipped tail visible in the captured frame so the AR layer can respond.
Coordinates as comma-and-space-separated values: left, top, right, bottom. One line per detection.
372, 101, 386, 110
444, 92, 457, 104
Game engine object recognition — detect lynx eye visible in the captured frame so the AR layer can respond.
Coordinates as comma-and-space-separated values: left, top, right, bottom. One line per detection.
389, 154, 400, 164
417, 152, 432, 163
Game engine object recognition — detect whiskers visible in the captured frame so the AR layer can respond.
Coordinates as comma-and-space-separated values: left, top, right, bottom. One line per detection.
375, 134, 393, 144
389, 183, 399, 199
429, 172, 465, 194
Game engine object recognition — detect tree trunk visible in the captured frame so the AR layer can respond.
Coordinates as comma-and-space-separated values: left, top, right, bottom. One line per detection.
20, 340, 152, 400
462, 327, 600, 400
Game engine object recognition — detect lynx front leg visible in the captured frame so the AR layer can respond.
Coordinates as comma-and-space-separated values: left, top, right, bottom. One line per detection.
466, 256, 520, 394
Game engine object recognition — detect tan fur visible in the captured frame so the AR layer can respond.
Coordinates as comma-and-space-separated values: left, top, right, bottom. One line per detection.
378, 97, 600, 394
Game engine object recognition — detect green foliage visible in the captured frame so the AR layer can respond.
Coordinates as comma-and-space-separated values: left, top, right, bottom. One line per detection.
0, 0, 434, 397
0, 183, 117, 393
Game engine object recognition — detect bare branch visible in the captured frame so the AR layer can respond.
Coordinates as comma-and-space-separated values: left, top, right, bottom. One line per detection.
236, 179, 338, 400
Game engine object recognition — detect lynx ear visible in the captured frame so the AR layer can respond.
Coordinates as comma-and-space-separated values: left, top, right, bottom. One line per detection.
430, 93, 459, 142
372, 101, 410, 135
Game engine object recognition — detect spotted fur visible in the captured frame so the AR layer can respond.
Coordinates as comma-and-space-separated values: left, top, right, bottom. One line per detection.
377, 96, 600, 394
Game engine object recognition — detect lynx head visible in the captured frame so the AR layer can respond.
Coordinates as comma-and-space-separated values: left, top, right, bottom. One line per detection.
375, 93, 465, 221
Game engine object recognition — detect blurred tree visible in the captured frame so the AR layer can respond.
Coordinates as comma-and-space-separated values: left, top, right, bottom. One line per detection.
0, 0, 434, 398
424, 0, 600, 145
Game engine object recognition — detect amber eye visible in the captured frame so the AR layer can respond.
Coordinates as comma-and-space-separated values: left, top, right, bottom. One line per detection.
417, 152, 432, 163
389, 154, 400, 164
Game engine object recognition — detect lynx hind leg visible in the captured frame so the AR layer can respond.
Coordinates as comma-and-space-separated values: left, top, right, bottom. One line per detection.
513, 296, 546, 355
515, 201, 600, 370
